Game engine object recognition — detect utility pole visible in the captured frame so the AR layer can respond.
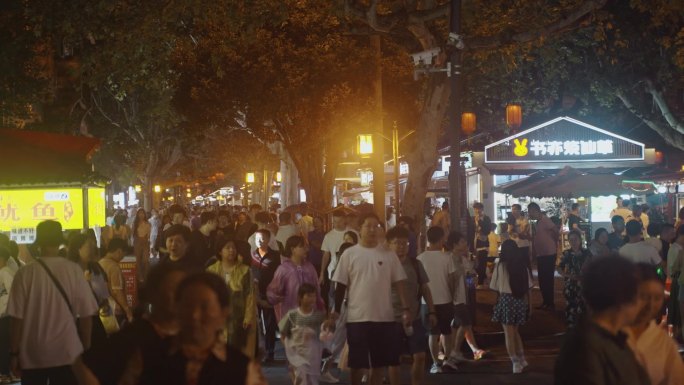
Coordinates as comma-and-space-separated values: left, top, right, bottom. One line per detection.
393, 121, 400, 214
448, 0, 465, 234
371, 34, 385, 222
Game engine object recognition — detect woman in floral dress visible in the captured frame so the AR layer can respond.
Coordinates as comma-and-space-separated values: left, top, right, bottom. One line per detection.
557, 230, 592, 328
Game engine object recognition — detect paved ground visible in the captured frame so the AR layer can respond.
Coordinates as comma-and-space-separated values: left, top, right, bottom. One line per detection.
263, 276, 569, 385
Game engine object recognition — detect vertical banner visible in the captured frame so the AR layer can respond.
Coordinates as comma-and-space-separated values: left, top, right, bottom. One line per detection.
119, 256, 138, 309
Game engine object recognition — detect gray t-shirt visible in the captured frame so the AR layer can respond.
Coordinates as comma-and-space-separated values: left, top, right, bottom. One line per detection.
392, 258, 429, 322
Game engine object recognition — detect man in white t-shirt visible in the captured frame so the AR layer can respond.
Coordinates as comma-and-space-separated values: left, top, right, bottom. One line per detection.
443, 232, 488, 369
275, 211, 298, 250
619, 220, 663, 267
319, 211, 347, 288
417, 226, 456, 374
332, 213, 410, 385
7, 220, 98, 384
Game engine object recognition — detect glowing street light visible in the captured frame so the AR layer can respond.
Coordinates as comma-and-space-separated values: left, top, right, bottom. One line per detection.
357, 134, 373, 158
246, 172, 255, 184
276, 172, 282, 183
154, 185, 161, 193
134, 185, 142, 192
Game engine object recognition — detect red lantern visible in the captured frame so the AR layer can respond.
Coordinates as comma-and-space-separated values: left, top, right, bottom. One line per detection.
655, 151, 664, 164
506, 104, 522, 132
461, 112, 476, 136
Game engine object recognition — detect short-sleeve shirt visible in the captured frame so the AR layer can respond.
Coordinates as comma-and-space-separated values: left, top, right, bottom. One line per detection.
450, 253, 468, 305
392, 259, 429, 321
321, 229, 346, 278
417, 250, 456, 305
7, 257, 98, 369
533, 216, 559, 257
99, 257, 124, 291
619, 242, 662, 265
332, 244, 407, 322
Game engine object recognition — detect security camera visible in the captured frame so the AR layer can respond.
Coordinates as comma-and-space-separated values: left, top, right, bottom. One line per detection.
448, 32, 465, 50
410, 48, 441, 66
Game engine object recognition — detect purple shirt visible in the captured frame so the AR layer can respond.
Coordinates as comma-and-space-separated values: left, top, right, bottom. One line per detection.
266, 259, 324, 321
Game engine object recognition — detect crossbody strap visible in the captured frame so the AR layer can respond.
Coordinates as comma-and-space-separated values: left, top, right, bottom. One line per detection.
36, 258, 74, 315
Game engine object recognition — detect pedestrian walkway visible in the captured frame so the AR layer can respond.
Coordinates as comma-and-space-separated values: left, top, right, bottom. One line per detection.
264, 277, 568, 385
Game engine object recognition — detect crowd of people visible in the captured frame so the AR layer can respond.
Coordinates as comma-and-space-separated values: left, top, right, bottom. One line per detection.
0, 197, 683, 385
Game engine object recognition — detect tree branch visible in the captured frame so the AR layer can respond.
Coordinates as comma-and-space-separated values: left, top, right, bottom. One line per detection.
644, 79, 684, 135
616, 88, 684, 150
466, 0, 608, 50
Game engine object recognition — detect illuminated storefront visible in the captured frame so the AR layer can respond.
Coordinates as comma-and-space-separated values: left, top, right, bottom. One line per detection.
0, 129, 105, 243
472, 117, 658, 229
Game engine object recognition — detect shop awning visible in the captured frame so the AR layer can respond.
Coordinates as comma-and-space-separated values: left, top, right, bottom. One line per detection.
493, 166, 656, 198
0, 128, 103, 187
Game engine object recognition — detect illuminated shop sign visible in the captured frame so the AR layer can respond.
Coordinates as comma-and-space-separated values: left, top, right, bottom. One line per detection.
0, 187, 106, 233
485, 117, 644, 164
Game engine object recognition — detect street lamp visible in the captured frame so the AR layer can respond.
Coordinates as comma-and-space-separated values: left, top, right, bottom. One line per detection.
357, 134, 374, 158
154, 185, 161, 193
276, 172, 282, 183
359, 127, 414, 214
246, 172, 255, 184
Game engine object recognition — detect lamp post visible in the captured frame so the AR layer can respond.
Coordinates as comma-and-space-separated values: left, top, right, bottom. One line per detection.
245, 172, 255, 206
448, 0, 466, 234
359, 126, 414, 215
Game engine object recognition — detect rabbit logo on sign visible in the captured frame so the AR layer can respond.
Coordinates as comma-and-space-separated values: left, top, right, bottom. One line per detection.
513, 139, 528, 157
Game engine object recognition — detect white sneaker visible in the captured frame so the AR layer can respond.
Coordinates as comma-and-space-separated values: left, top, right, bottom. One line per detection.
519, 356, 529, 369
361, 374, 368, 383
320, 371, 340, 383
429, 363, 442, 374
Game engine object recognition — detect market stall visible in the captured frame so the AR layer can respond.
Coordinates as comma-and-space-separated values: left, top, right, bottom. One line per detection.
0, 129, 106, 243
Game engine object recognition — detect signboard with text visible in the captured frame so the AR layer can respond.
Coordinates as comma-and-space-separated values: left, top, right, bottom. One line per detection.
0, 187, 106, 233
485, 117, 645, 164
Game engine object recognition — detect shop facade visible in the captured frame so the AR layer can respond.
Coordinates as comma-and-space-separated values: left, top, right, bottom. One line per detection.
470, 117, 658, 229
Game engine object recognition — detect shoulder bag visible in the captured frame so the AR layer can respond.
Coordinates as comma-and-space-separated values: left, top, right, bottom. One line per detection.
36, 258, 77, 326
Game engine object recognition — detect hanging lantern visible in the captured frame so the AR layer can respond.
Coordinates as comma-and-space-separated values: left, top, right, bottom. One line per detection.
655, 151, 664, 164
245, 172, 255, 184
506, 104, 522, 132
461, 112, 476, 136
357, 134, 373, 158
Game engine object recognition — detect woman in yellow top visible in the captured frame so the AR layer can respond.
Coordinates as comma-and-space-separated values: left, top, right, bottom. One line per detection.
206, 238, 257, 358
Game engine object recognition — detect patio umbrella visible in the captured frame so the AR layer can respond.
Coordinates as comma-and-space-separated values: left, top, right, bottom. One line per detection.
501, 166, 655, 198
492, 171, 552, 196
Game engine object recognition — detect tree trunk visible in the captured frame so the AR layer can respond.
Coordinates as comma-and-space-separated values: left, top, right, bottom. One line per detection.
290, 146, 336, 213
402, 75, 451, 249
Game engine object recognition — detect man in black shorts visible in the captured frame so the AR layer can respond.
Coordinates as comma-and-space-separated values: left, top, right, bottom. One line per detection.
331, 213, 411, 385
417, 227, 457, 373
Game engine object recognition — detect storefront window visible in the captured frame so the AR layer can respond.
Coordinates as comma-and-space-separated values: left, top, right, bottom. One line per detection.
591, 196, 618, 223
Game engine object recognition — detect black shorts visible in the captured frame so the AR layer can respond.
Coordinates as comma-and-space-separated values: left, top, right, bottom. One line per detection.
427, 303, 454, 336
451, 303, 472, 327
393, 320, 428, 356
347, 322, 399, 369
